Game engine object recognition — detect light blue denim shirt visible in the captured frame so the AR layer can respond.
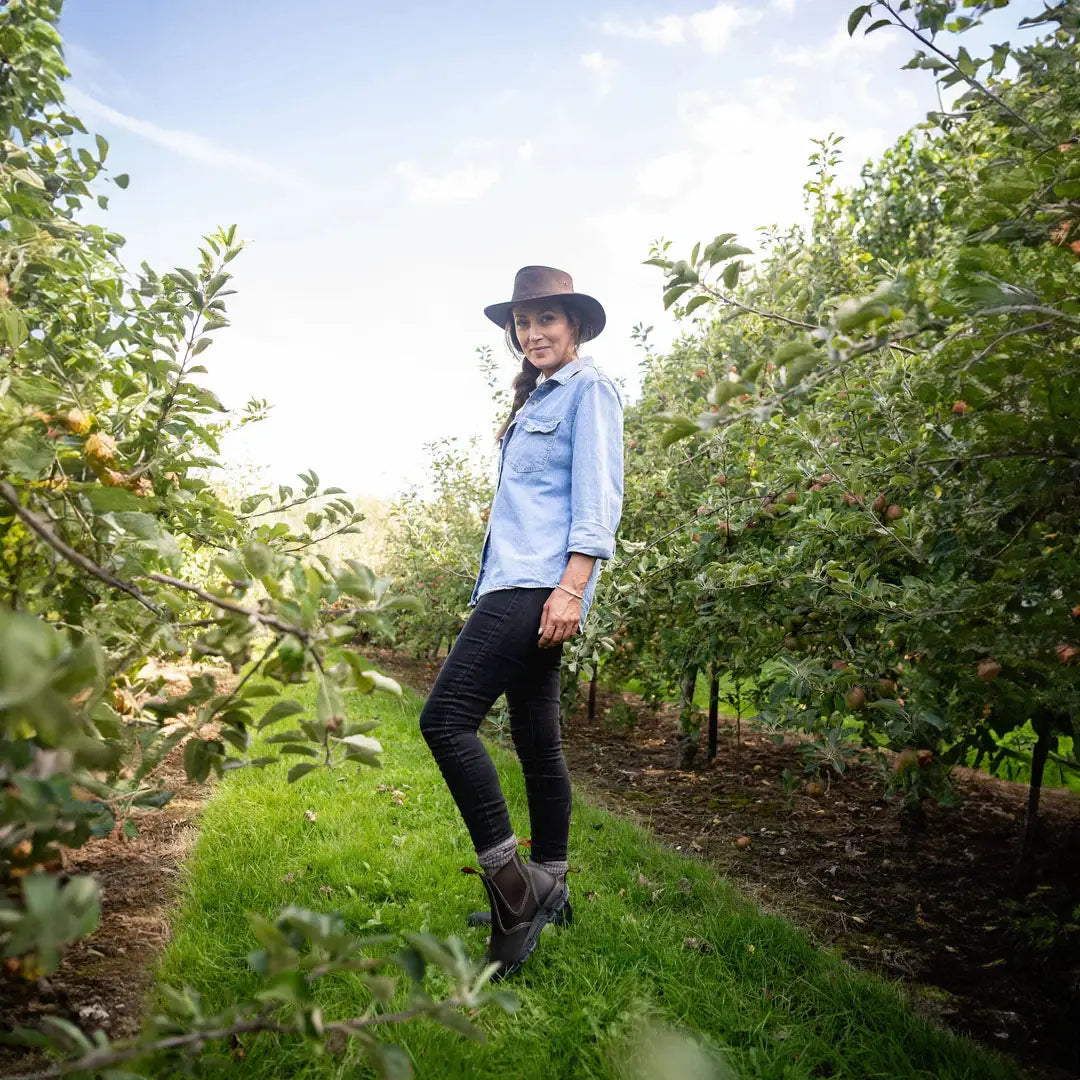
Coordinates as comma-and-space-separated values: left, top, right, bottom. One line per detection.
470, 355, 624, 629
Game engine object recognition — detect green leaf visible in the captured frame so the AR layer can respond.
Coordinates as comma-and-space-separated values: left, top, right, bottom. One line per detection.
660, 416, 702, 448
662, 284, 692, 310
704, 242, 752, 264
773, 340, 814, 364
848, 4, 872, 35
834, 296, 892, 332
367, 671, 402, 697
0, 304, 28, 347
372, 1043, 414, 1080
708, 380, 744, 407
782, 354, 818, 389
287, 762, 319, 784
83, 486, 154, 513
114, 173, 130, 189
721, 260, 742, 290
257, 700, 306, 730
683, 294, 712, 316
132, 789, 173, 810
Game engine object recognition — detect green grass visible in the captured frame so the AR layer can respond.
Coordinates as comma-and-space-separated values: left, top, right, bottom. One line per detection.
154, 664, 1019, 1080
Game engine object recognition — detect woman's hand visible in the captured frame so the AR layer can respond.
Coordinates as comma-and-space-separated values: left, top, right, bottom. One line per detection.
538, 588, 581, 648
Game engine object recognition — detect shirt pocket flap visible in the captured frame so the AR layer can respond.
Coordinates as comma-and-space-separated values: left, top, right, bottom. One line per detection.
522, 415, 561, 435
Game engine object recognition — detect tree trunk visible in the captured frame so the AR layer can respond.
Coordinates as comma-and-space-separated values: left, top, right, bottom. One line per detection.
676, 663, 699, 769
587, 667, 598, 720
707, 664, 720, 762
1015, 709, 1055, 895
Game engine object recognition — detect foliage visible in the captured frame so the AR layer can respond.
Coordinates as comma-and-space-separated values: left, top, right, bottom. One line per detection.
610, 0, 1080, 813
0, 1, 501, 1072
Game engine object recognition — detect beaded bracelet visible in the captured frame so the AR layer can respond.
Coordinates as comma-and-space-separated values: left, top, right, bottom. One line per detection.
556, 583, 584, 600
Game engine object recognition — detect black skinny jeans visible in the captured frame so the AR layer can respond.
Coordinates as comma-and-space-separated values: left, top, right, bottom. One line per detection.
419, 587, 571, 864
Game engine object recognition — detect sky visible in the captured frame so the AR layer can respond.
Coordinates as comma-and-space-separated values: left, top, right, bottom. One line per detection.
54, 0, 1032, 499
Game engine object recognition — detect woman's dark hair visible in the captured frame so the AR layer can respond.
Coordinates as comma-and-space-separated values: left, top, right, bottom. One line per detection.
494, 303, 598, 441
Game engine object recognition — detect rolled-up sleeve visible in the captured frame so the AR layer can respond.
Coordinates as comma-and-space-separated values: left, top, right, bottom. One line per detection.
568, 377, 624, 559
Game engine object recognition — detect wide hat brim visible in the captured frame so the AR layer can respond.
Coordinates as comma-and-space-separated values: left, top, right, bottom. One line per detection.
484, 266, 606, 346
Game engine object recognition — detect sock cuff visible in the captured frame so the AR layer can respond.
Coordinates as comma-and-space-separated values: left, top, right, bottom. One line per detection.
477, 834, 518, 874
535, 859, 569, 881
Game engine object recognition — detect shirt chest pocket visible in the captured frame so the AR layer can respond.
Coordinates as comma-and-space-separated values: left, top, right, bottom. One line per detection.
507, 414, 562, 473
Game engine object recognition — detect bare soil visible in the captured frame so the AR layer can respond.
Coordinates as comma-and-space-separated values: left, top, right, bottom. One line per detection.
366, 648, 1080, 1080
0, 662, 232, 1077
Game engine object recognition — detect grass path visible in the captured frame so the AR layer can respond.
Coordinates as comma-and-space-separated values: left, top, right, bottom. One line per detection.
155, 667, 1019, 1080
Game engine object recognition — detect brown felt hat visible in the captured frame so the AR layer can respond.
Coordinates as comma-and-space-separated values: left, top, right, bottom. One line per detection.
484, 265, 606, 344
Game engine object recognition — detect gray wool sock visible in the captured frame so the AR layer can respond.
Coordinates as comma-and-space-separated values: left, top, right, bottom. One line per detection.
477, 835, 519, 875
535, 859, 569, 884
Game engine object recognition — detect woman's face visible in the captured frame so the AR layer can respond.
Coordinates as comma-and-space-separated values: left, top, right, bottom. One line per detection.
512, 301, 577, 375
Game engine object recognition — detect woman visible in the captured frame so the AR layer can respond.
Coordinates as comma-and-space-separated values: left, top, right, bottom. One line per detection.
419, 265, 624, 979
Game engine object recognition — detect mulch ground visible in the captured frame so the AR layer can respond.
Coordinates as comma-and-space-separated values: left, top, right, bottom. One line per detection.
365, 647, 1080, 1080
0, 662, 231, 1078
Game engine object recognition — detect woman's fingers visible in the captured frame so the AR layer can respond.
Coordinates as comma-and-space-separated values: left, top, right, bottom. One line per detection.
538, 594, 579, 648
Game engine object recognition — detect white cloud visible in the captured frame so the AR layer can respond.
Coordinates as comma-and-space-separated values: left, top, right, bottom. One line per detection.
602, 3, 760, 54
394, 161, 500, 205
66, 87, 326, 194
580, 51, 617, 96
780, 21, 891, 67
587, 76, 890, 314
636, 151, 695, 198
518, 140, 536, 162
772, 0, 796, 12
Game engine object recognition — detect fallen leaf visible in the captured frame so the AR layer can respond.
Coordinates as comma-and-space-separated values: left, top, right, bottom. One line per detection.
683, 937, 714, 952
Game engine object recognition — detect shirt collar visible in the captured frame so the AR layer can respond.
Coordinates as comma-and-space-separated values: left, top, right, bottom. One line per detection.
539, 354, 592, 387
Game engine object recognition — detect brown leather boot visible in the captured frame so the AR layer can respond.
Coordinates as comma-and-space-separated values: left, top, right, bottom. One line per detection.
464, 851, 567, 980
466, 894, 572, 929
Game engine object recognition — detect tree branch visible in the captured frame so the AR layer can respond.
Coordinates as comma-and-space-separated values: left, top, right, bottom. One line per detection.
697, 283, 818, 330
0, 480, 311, 642
143, 573, 310, 641
4, 997, 474, 1080
880, 1, 1053, 146
0, 480, 165, 616
961, 319, 1054, 370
